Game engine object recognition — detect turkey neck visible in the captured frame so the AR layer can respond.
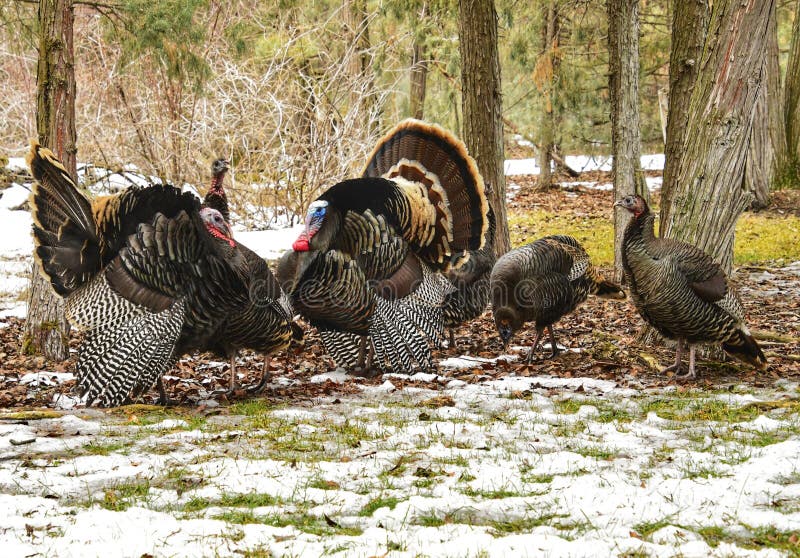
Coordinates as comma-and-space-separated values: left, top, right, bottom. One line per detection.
621, 209, 657, 268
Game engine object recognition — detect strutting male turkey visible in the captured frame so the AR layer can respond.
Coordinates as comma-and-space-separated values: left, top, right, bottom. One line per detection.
616, 194, 767, 379
442, 206, 496, 348
278, 119, 489, 374
491, 235, 625, 362
29, 143, 294, 406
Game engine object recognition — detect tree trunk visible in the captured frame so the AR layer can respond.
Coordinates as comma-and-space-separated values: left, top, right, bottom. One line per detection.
459, 0, 509, 257
661, 0, 773, 273
608, 0, 648, 284
24, 0, 76, 361
409, 35, 428, 120
535, 0, 559, 191
342, 0, 376, 129
660, 0, 709, 219
782, 0, 800, 183
745, 1, 778, 211
767, 3, 786, 185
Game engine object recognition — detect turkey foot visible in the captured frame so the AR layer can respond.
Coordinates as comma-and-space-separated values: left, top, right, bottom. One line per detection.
673, 345, 697, 380
247, 357, 272, 395
661, 339, 687, 377
546, 326, 562, 358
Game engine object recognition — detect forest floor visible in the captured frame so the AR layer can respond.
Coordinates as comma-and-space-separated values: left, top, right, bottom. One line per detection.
1, 174, 799, 557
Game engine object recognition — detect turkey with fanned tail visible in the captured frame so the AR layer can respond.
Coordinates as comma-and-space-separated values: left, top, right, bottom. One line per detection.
491, 235, 625, 361
616, 194, 767, 378
278, 119, 489, 374
29, 142, 294, 407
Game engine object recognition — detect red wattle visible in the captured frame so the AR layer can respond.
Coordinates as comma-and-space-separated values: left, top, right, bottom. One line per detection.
293, 235, 310, 251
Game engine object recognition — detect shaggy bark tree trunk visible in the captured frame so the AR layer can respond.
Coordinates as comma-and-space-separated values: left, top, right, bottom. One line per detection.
535, 0, 559, 190
745, 1, 778, 211
459, 0, 510, 257
608, 0, 648, 283
661, 0, 773, 273
24, 0, 76, 361
660, 0, 709, 218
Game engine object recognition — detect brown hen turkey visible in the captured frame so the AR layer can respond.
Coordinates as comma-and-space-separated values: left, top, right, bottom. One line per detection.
616, 194, 767, 378
491, 235, 624, 362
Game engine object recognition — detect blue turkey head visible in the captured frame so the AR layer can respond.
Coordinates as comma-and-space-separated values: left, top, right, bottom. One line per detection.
305, 200, 329, 240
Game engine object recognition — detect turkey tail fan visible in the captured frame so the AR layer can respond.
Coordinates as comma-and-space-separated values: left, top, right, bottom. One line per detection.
318, 330, 363, 369
363, 118, 489, 261
67, 274, 185, 407
28, 141, 101, 296
723, 329, 767, 371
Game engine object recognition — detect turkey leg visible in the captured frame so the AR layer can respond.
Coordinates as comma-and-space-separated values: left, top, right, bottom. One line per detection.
247, 355, 272, 394
675, 345, 697, 380
660, 339, 684, 376
156, 376, 178, 407
526, 329, 544, 363
547, 326, 562, 358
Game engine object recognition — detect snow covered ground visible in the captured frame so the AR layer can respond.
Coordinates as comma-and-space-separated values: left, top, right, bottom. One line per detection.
1, 375, 798, 557
2, 155, 799, 557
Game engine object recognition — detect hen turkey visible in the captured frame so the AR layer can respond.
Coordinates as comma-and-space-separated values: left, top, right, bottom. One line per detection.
616, 194, 766, 378
198, 156, 298, 394
29, 143, 294, 406
278, 119, 488, 374
491, 235, 624, 361
443, 206, 496, 348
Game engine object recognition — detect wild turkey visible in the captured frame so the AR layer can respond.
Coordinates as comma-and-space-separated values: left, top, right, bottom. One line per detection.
278, 119, 488, 374
29, 142, 294, 406
203, 158, 231, 220
443, 206, 496, 348
491, 235, 625, 362
616, 194, 767, 378
196, 156, 296, 394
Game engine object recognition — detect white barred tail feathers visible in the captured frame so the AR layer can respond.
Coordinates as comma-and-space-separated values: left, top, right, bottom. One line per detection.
28, 141, 101, 297
362, 119, 489, 270
67, 273, 184, 407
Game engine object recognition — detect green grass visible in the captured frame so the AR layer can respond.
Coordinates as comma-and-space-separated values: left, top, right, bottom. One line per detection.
99, 479, 152, 511
216, 509, 363, 537
508, 208, 800, 266
359, 495, 403, 516
182, 492, 282, 513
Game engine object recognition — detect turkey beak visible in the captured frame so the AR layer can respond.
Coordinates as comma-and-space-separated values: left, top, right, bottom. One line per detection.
613, 200, 624, 208
498, 325, 513, 349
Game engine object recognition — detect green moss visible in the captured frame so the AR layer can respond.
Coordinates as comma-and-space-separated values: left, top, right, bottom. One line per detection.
508, 208, 800, 266
508, 210, 614, 265
734, 214, 800, 265
0, 410, 62, 420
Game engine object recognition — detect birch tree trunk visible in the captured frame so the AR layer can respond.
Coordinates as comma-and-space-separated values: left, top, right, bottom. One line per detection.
23, 0, 76, 361
660, 0, 709, 217
608, 0, 648, 284
661, 0, 773, 273
459, 0, 510, 257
